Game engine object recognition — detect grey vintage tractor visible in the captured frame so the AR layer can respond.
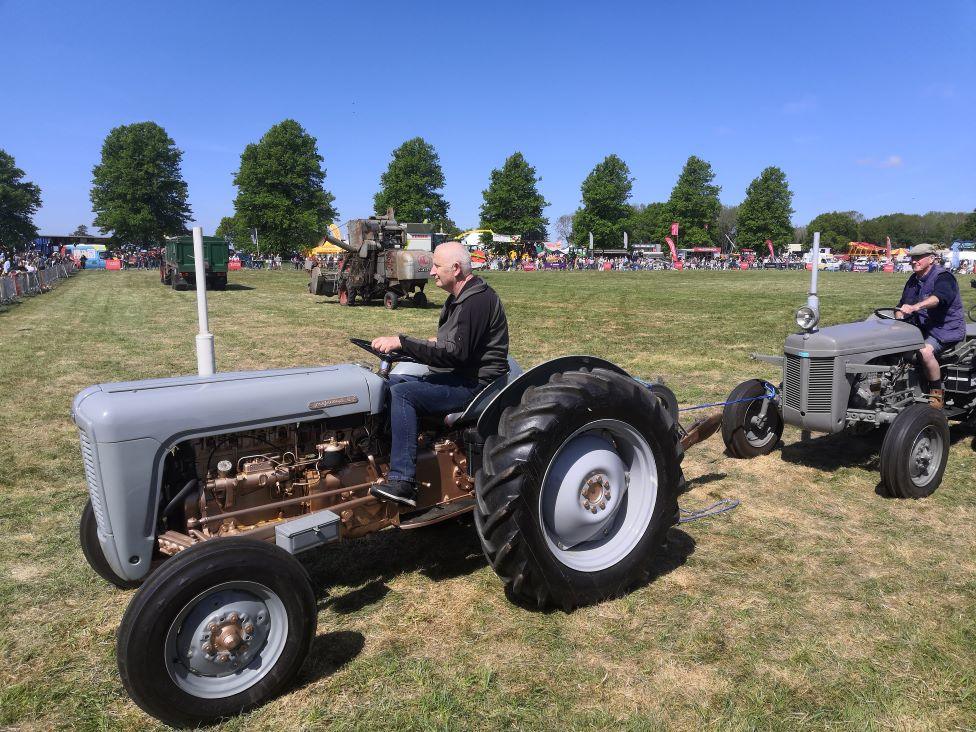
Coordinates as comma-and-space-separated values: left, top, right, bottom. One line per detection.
308, 210, 432, 309
721, 237, 976, 498
73, 333, 731, 726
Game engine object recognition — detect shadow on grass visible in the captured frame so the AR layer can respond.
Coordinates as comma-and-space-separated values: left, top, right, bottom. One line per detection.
294, 630, 365, 690
223, 283, 255, 291
779, 430, 884, 472
304, 518, 486, 612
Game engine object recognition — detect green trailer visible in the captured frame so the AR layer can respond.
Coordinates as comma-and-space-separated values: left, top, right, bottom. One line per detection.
161, 235, 229, 290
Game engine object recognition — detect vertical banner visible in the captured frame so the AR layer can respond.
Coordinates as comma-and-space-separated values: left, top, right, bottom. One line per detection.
665, 236, 682, 269
885, 236, 892, 259
670, 222, 679, 237
765, 239, 774, 259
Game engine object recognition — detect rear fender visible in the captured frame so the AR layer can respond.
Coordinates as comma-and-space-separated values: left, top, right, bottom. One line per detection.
475, 356, 632, 439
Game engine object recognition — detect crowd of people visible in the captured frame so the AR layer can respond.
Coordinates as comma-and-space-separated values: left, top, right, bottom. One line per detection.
1, 247, 75, 275
483, 252, 810, 271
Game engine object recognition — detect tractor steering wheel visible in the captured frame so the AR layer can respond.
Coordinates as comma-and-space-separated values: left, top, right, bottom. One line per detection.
349, 338, 416, 366
874, 307, 918, 324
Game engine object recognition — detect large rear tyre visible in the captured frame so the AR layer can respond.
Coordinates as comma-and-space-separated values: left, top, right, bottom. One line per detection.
117, 538, 316, 728
721, 379, 783, 458
474, 368, 683, 610
79, 499, 141, 590
879, 403, 949, 498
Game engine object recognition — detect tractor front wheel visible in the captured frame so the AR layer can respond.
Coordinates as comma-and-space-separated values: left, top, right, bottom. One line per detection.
474, 368, 683, 610
117, 537, 316, 727
721, 379, 783, 458
412, 290, 427, 309
879, 403, 949, 498
384, 291, 400, 310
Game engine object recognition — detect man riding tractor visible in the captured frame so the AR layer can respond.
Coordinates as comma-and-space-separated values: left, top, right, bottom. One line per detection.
895, 243, 967, 409
370, 241, 509, 506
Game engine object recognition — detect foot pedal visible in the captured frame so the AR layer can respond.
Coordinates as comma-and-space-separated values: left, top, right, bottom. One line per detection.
399, 498, 475, 529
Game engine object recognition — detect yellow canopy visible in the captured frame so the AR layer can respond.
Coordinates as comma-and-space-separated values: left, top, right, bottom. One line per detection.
308, 224, 345, 255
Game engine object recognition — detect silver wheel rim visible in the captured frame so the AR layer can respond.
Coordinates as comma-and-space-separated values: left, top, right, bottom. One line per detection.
744, 399, 776, 448
538, 419, 658, 573
164, 581, 288, 699
909, 425, 943, 487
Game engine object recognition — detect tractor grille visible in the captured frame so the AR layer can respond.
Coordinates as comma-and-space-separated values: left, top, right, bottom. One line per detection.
783, 355, 834, 414
784, 355, 802, 410
807, 358, 835, 413
79, 430, 108, 534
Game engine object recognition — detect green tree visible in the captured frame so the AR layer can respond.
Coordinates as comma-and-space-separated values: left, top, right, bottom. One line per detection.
666, 156, 721, 245
956, 209, 976, 241
479, 152, 549, 247
806, 211, 861, 252
374, 137, 450, 227
571, 154, 633, 250
0, 150, 42, 250
215, 215, 255, 253
626, 202, 669, 244
233, 119, 337, 256
735, 166, 794, 251
90, 122, 191, 246
72, 224, 89, 237
717, 204, 740, 250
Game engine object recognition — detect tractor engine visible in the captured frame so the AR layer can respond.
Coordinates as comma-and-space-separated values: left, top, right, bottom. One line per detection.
156, 417, 471, 555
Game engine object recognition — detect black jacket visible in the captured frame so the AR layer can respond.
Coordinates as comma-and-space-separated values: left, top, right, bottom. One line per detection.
398, 277, 509, 386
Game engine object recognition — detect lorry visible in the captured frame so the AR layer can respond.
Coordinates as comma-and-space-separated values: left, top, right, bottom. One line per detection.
161, 235, 230, 290
722, 234, 976, 498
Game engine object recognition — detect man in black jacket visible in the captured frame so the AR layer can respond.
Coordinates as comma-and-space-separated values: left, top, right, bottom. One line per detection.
370, 242, 509, 506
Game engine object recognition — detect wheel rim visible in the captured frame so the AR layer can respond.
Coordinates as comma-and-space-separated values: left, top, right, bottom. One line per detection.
909, 425, 944, 487
164, 580, 288, 699
538, 419, 658, 573
743, 399, 776, 448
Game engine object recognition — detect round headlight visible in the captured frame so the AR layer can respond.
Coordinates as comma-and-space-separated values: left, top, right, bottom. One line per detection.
795, 306, 819, 330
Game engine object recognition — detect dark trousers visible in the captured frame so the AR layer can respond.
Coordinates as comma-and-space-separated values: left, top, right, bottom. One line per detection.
387, 372, 479, 483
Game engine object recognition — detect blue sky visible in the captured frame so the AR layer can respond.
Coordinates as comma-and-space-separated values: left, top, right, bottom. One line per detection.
2, 0, 974, 237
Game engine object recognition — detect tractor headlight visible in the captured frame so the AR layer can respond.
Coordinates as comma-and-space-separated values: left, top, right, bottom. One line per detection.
795, 306, 819, 330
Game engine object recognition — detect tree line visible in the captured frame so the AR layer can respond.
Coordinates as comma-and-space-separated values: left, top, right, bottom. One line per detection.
1, 121, 975, 255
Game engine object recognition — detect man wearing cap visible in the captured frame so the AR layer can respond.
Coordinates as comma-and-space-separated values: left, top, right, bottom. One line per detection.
895, 243, 966, 408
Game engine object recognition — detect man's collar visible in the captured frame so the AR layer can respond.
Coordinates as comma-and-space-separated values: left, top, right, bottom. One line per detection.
449, 276, 484, 304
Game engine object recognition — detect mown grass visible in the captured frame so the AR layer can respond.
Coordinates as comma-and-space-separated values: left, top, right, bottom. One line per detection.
1, 268, 974, 731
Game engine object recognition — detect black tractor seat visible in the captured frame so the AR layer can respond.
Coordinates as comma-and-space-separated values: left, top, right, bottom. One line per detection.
418, 358, 523, 431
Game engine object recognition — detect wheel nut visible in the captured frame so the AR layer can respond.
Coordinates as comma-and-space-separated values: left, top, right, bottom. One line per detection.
203, 643, 214, 654
243, 624, 254, 634
208, 623, 218, 632
228, 613, 239, 624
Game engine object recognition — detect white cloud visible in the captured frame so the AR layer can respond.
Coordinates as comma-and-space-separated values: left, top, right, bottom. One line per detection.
856, 155, 903, 169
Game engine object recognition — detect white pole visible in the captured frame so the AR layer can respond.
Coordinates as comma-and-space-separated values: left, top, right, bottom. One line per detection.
192, 226, 216, 376
807, 231, 821, 320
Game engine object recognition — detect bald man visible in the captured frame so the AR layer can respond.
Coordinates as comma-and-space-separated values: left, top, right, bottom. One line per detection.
370, 242, 509, 506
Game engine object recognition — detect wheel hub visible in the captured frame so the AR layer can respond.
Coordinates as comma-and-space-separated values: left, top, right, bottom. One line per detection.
181, 600, 271, 677
579, 473, 612, 513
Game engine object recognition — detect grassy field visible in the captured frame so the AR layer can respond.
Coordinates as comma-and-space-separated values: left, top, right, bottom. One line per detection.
1, 268, 974, 731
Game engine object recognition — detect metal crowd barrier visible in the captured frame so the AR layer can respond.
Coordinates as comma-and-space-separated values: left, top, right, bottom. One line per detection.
0, 262, 76, 306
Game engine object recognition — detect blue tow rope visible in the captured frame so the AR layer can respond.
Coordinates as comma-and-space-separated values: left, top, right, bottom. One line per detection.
677, 382, 777, 412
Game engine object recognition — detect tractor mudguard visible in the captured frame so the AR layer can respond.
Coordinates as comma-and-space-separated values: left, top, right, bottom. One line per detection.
475, 356, 631, 438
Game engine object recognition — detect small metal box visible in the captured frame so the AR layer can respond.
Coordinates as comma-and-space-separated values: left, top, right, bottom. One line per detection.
275, 510, 341, 554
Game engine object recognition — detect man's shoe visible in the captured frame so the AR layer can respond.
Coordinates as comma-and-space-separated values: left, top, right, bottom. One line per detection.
929, 388, 944, 410
370, 479, 417, 507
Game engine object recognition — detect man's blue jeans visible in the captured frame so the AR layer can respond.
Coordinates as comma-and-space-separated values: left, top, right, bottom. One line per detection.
386, 372, 479, 484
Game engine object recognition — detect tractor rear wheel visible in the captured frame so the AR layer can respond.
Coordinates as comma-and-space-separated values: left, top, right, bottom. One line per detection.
721, 379, 783, 458
117, 537, 316, 727
879, 403, 949, 498
474, 368, 683, 610
79, 499, 141, 590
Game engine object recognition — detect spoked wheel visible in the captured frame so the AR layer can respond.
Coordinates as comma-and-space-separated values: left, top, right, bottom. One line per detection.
79, 499, 141, 589
384, 291, 399, 310
117, 537, 316, 727
721, 379, 783, 458
474, 368, 683, 610
880, 403, 949, 498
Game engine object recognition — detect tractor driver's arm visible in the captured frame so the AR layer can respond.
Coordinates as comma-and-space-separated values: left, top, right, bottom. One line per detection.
897, 295, 939, 317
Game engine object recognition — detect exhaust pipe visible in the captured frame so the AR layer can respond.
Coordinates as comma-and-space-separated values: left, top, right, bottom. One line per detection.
192, 226, 216, 376
807, 231, 821, 325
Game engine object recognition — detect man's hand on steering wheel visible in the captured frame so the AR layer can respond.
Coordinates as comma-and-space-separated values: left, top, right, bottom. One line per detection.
371, 335, 402, 354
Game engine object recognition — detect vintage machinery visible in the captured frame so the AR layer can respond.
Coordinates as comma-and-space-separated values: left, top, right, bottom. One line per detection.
309, 209, 432, 309
160, 234, 229, 290
72, 326, 742, 726
723, 234, 976, 499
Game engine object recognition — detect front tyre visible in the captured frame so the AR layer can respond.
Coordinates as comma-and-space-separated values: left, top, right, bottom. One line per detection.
721, 379, 783, 458
879, 403, 949, 498
79, 499, 141, 590
474, 368, 683, 610
117, 537, 316, 728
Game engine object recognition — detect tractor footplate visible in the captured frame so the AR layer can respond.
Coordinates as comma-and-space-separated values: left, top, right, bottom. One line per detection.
399, 498, 475, 529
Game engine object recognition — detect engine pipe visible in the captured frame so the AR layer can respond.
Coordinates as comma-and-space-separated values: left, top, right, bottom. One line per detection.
162, 479, 199, 519
808, 231, 821, 322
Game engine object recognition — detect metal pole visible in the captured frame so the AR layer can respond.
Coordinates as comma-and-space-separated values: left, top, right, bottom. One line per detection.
192, 227, 216, 376
807, 231, 821, 320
